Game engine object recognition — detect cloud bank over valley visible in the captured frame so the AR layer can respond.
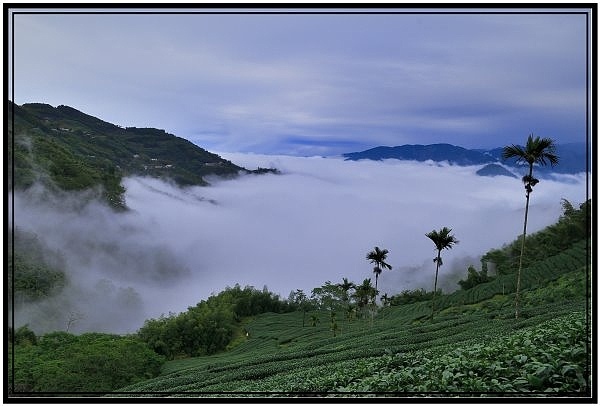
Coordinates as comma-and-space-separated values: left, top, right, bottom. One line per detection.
11, 155, 588, 334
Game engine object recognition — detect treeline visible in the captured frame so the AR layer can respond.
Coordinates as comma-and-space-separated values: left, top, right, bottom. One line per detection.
9, 255, 65, 302
389, 288, 438, 306
480, 199, 589, 276
137, 285, 294, 359
9, 284, 307, 393
8, 228, 67, 305
297, 199, 590, 312
9, 326, 164, 393
457, 198, 589, 291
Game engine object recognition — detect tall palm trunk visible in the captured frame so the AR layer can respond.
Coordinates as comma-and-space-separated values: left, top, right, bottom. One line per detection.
515, 164, 533, 319
431, 250, 441, 321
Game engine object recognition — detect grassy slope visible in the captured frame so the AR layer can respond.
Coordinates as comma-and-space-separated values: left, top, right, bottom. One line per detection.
117, 240, 590, 396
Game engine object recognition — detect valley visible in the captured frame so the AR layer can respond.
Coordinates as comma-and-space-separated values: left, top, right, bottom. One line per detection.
6, 102, 592, 399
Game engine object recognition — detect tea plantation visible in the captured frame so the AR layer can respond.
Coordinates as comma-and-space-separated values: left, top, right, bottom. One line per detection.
115, 242, 590, 398
9, 202, 592, 399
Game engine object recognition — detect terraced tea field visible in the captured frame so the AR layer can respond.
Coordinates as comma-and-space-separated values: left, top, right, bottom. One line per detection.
116, 241, 590, 398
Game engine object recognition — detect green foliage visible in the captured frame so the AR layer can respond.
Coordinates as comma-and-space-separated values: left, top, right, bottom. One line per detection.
435, 239, 588, 311
288, 289, 315, 327
227, 285, 293, 319
425, 227, 459, 258
9, 254, 66, 301
7, 101, 261, 209
9, 331, 165, 393
522, 268, 587, 307
502, 133, 559, 169
8, 102, 127, 209
458, 265, 493, 290
311, 281, 346, 311
119, 297, 587, 395
252, 167, 280, 175
389, 288, 437, 306
353, 278, 378, 314
117, 215, 589, 396
338, 312, 588, 393
10, 325, 38, 346
425, 227, 458, 319
8, 228, 67, 302
137, 285, 293, 360
481, 199, 589, 276
366, 247, 392, 294
309, 278, 379, 317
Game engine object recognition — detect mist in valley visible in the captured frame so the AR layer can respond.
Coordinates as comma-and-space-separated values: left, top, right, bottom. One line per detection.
9, 155, 588, 334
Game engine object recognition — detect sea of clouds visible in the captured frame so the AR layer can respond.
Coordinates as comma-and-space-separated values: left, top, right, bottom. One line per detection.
10, 154, 589, 334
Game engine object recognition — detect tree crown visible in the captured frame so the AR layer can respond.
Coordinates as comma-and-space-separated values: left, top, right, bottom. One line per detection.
426, 227, 459, 253
366, 246, 392, 270
502, 133, 559, 167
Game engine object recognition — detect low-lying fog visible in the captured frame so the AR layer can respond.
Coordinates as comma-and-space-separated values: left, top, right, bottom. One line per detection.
10, 154, 588, 334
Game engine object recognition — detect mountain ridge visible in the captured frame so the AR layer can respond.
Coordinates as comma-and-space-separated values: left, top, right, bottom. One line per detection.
343, 141, 588, 176
7, 101, 277, 208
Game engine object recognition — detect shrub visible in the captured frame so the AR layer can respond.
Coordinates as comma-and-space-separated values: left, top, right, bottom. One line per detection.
390, 289, 437, 306
9, 331, 164, 393
137, 284, 294, 359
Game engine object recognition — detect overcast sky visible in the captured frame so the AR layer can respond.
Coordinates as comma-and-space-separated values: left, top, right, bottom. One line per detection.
9, 7, 590, 156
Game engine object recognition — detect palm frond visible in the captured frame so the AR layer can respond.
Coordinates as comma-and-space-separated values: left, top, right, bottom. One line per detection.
503, 134, 559, 167
366, 246, 390, 265
502, 144, 527, 162
427, 227, 459, 251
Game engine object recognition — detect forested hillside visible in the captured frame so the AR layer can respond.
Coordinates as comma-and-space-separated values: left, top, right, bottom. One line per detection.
7, 101, 276, 209
480, 199, 590, 276
8, 228, 67, 304
7, 101, 279, 318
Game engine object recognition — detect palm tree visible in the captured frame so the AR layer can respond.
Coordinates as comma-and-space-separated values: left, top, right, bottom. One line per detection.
337, 278, 356, 303
502, 134, 559, 319
290, 289, 309, 327
338, 277, 355, 321
353, 278, 377, 311
426, 227, 459, 320
366, 247, 392, 298
353, 278, 378, 325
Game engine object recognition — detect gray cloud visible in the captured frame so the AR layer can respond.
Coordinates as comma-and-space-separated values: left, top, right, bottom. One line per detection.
10, 155, 588, 334
10, 10, 589, 155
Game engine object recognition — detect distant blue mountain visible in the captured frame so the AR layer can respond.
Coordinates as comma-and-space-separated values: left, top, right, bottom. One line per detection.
476, 164, 518, 178
343, 143, 496, 166
343, 142, 588, 175
478, 143, 588, 175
